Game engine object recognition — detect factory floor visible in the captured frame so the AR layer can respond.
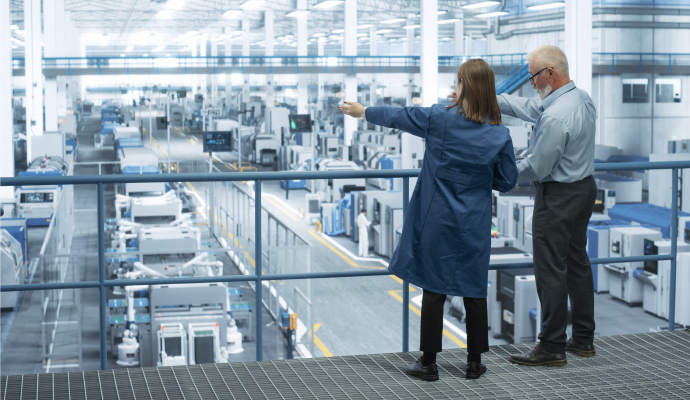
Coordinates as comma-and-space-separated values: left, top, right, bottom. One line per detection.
0, 109, 675, 377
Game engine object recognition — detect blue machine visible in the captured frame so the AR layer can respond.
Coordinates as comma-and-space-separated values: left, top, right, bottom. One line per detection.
101, 122, 120, 136
16, 157, 68, 227
380, 155, 402, 191
587, 219, 633, 293
608, 203, 690, 239
0, 218, 29, 267
115, 138, 144, 156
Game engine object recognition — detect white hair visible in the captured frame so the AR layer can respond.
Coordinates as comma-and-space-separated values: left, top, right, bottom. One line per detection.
527, 45, 569, 77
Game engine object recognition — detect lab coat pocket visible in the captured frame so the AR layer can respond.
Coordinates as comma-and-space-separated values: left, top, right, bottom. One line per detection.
436, 166, 472, 186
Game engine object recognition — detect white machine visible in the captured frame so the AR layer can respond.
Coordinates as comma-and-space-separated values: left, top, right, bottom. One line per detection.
594, 174, 642, 204
113, 126, 141, 141
15, 156, 69, 227
157, 323, 188, 366
225, 319, 244, 354
188, 323, 222, 365
649, 153, 690, 212
606, 226, 662, 306
305, 194, 322, 225
365, 151, 395, 189
496, 195, 534, 242
212, 119, 239, 131
115, 191, 182, 224
1, 230, 24, 310
266, 107, 290, 137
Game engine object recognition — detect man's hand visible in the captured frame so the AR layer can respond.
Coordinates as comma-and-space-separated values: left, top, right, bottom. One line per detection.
338, 101, 366, 118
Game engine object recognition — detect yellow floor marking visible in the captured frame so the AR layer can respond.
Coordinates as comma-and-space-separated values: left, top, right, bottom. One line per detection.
263, 196, 298, 221
177, 130, 185, 138
312, 323, 333, 357
309, 230, 386, 270
160, 148, 169, 158
388, 290, 467, 348
187, 182, 197, 191
186, 138, 195, 145
388, 275, 417, 291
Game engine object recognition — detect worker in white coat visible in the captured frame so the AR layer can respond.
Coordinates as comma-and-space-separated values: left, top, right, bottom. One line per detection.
357, 209, 372, 257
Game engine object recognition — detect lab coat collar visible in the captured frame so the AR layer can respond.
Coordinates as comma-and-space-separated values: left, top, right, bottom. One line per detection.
541, 80, 576, 110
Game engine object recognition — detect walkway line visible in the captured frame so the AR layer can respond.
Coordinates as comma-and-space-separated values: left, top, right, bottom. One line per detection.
312, 323, 333, 357
263, 196, 298, 221
388, 290, 467, 348
308, 230, 384, 270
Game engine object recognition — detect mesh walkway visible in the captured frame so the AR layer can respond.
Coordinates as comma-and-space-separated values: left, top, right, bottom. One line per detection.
2, 330, 689, 399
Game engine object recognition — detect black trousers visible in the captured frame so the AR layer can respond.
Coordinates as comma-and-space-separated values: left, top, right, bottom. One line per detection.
533, 176, 597, 354
419, 289, 489, 355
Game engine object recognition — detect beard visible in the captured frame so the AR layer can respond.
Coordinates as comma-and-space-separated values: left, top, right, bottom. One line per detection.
537, 84, 553, 100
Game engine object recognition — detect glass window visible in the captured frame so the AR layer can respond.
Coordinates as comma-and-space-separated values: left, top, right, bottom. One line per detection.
656, 78, 681, 103
622, 78, 648, 103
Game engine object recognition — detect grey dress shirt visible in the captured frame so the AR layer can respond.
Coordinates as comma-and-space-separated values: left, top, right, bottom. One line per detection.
497, 81, 597, 184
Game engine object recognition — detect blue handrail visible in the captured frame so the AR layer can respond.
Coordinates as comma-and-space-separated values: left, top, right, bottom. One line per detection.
1, 161, 688, 371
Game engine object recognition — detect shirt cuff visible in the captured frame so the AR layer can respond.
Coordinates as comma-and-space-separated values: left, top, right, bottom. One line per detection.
362, 107, 368, 123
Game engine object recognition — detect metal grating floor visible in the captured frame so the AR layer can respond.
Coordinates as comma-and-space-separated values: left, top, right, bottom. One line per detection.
2, 330, 689, 399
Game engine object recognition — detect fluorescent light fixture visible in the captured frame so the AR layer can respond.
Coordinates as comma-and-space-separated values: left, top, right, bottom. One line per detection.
286, 10, 310, 17
120, 54, 126, 57
222, 10, 242, 18
381, 18, 405, 24
332, 29, 344, 34
124, 45, 134, 52
165, 53, 171, 56
15, 29, 25, 35
240, 0, 264, 10
461, 1, 500, 9
164, 0, 185, 10
527, 2, 566, 11
328, 35, 343, 40
356, 33, 368, 37
186, 30, 199, 35
437, 10, 447, 15
438, 18, 461, 24
10, 24, 18, 30
143, 53, 148, 57
11, 37, 24, 46
476, 11, 509, 18
157, 10, 174, 19
317, 37, 328, 42
153, 46, 165, 52
374, 29, 392, 34
357, 24, 374, 29
403, 24, 420, 30
313, 0, 344, 9
313, 32, 326, 37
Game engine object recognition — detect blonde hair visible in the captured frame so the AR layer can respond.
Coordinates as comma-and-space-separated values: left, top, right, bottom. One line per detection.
527, 45, 569, 77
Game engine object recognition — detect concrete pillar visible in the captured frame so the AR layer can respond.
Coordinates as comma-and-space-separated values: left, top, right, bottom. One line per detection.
565, 0, 592, 95
1, 1, 14, 203
369, 28, 377, 108
406, 18, 415, 106
296, 0, 308, 114
317, 41, 325, 106
55, 0, 66, 117
211, 40, 218, 106
265, 11, 275, 108
225, 38, 232, 109
454, 12, 464, 56
199, 36, 207, 102
44, 0, 61, 131
192, 40, 198, 96
25, 0, 43, 161
242, 19, 250, 103
343, 0, 357, 145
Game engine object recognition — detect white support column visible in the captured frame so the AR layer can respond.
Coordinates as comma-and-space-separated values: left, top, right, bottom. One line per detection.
56, 2, 67, 116
211, 40, 218, 106
192, 40, 198, 96
265, 11, 275, 108
242, 19, 250, 103
296, 0, 308, 114
225, 37, 232, 109
421, 0, 438, 107
44, 0, 58, 131
1, 1, 14, 203
406, 17, 415, 106
565, 0, 592, 95
454, 12, 464, 56
199, 36, 207, 103
342, 0, 357, 145
25, 0, 43, 161
369, 28, 377, 109
317, 40, 325, 105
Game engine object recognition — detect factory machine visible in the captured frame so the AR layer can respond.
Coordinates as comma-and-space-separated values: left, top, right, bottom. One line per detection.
371, 197, 404, 258
608, 203, 690, 240
606, 226, 662, 306
306, 158, 365, 202
115, 191, 183, 224
350, 191, 403, 250
15, 156, 69, 226
1, 230, 24, 311
586, 220, 634, 293
593, 173, 642, 204
495, 195, 534, 248
636, 239, 690, 321
119, 147, 168, 196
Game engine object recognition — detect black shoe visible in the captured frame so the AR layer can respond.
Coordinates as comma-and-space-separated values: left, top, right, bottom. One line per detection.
405, 357, 439, 381
509, 346, 567, 367
565, 338, 596, 357
465, 362, 487, 379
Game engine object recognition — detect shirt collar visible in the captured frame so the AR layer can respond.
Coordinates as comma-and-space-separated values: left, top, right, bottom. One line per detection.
541, 80, 576, 109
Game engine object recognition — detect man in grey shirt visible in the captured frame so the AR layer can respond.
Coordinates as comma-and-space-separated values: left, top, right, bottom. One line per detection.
499, 45, 598, 366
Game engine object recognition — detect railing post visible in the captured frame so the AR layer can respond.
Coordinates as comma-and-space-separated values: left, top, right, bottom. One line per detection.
668, 54, 672, 73
669, 168, 679, 331
97, 183, 107, 370
255, 180, 263, 361
402, 177, 410, 352
611, 54, 615, 73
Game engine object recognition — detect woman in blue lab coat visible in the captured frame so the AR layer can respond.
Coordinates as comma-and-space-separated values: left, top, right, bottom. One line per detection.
339, 58, 518, 380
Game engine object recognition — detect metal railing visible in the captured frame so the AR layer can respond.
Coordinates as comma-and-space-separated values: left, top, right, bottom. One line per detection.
1, 161, 688, 372
593, 52, 690, 73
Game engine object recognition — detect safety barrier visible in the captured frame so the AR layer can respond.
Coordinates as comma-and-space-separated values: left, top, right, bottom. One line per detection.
1, 161, 688, 371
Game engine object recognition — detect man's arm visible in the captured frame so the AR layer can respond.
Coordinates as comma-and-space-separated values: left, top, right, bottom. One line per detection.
497, 93, 543, 123
517, 116, 568, 183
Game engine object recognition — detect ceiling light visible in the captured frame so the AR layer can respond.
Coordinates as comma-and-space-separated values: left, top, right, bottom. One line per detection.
461, 1, 501, 9
475, 11, 509, 18
222, 10, 242, 18
381, 18, 405, 25
356, 33, 367, 37
143, 53, 148, 57
156, 10, 174, 19
11, 37, 24, 46
120, 54, 126, 57
15, 29, 25, 35
328, 35, 343, 40
240, 0, 265, 10
124, 45, 134, 52
286, 10, 310, 17
313, 32, 326, 37
317, 37, 328, 42
527, 2, 566, 11
153, 46, 165, 52
313, 0, 344, 9
357, 24, 374, 29
332, 29, 344, 34
438, 18, 461, 24
164, 0, 185, 10
403, 24, 420, 30
374, 29, 392, 34
10, 24, 18, 30
437, 11, 447, 15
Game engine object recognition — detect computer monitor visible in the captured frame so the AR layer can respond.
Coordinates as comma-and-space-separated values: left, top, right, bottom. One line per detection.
177, 90, 187, 99
202, 131, 233, 152
288, 114, 312, 133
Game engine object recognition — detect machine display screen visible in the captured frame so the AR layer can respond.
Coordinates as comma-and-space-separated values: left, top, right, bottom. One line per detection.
194, 335, 215, 364
20, 192, 54, 204
202, 131, 234, 153
164, 337, 182, 357
289, 114, 312, 133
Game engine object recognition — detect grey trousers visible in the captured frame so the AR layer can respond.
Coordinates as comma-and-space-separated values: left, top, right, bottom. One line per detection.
533, 176, 597, 353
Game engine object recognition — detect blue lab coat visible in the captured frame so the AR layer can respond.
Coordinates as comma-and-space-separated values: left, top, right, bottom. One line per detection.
365, 105, 518, 297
